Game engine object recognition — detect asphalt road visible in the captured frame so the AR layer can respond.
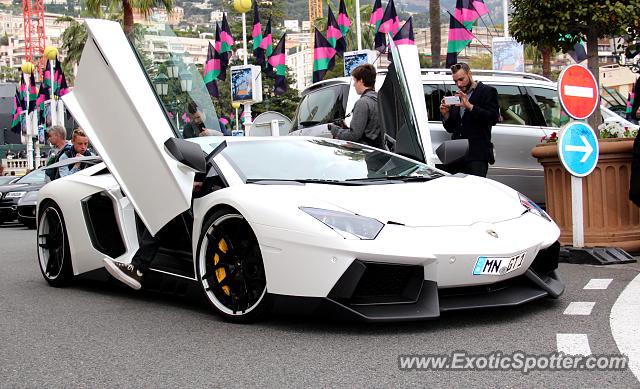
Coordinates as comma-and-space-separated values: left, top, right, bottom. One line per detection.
1, 222, 639, 388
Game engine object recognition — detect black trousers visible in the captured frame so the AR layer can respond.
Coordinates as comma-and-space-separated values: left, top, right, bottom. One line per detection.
445, 160, 489, 177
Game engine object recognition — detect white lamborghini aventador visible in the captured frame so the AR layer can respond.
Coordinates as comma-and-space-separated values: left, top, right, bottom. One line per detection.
36, 19, 564, 323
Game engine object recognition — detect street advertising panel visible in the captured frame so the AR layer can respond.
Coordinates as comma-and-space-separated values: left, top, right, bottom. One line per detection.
492, 37, 524, 72
344, 50, 377, 77
230, 65, 263, 104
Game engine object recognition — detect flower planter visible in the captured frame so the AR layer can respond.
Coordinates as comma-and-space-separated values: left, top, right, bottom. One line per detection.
531, 138, 640, 253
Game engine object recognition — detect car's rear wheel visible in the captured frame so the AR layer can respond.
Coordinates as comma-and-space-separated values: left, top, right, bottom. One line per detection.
37, 201, 73, 286
196, 209, 269, 323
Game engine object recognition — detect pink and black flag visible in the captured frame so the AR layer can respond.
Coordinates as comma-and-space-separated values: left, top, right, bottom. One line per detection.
326, 6, 346, 57
370, 0, 385, 52
54, 57, 69, 97
338, 0, 351, 36
260, 17, 274, 69
369, 0, 383, 29
454, 0, 481, 30
472, 0, 489, 17
220, 14, 234, 71
375, 0, 400, 53
268, 33, 287, 95
214, 23, 229, 81
252, 1, 264, 65
446, 13, 475, 67
312, 27, 337, 83
28, 73, 37, 114
36, 77, 50, 125
393, 17, 414, 46
11, 87, 24, 134
204, 41, 221, 97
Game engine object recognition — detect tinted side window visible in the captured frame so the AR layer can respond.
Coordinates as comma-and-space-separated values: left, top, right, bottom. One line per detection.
292, 85, 348, 130
423, 83, 451, 121
494, 85, 538, 126
529, 86, 570, 128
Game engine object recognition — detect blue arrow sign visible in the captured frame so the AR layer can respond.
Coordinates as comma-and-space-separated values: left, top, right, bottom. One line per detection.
558, 121, 599, 177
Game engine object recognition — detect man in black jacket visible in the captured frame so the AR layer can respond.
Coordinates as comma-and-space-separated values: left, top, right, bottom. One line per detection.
439, 62, 500, 177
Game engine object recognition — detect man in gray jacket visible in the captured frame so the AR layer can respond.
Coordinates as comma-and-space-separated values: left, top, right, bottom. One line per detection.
328, 64, 384, 149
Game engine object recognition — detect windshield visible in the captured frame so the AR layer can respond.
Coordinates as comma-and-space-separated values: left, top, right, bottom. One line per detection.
16, 169, 45, 184
199, 138, 442, 182
129, 22, 221, 137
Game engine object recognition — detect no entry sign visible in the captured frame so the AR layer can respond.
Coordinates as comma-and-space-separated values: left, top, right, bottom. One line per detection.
557, 64, 599, 120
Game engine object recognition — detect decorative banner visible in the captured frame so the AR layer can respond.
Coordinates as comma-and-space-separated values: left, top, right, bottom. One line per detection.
214, 23, 228, 81
252, 1, 264, 65
454, 0, 482, 30
393, 17, 414, 46
204, 41, 221, 97
327, 6, 346, 57
267, 33, 287, 95
260, 17, 273, 70
370, 0, 384, 52
11, 87, 23, 134
312, 27, 337, 83
338, 0, 351, 36
446, 13, 475, 68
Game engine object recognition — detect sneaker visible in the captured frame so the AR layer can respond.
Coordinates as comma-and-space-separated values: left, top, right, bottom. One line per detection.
103, 258, 143, 290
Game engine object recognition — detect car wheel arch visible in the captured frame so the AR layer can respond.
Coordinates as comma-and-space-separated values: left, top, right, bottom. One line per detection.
194, 205, 270, 322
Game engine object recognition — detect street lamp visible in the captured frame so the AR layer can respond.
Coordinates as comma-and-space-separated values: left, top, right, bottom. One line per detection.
179, 69, 193, 93
153, 72, 169, 96
165, 55, 179, 79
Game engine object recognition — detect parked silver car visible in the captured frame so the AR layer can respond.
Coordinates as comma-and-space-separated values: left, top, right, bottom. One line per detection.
290, 69, 588, 205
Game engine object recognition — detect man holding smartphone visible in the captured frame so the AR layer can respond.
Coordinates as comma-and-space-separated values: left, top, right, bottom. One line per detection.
439, 62, 499, 177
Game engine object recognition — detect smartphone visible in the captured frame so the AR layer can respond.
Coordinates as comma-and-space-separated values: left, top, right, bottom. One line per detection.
444, 96, 461, 105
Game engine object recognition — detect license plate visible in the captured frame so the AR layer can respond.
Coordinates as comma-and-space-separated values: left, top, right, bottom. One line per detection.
473, 252, 526, 276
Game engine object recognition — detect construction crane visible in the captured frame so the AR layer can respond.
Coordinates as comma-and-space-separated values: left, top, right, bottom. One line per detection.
308, 0, 323, 26
308, 0, 322, 53
22, 0, 46, 77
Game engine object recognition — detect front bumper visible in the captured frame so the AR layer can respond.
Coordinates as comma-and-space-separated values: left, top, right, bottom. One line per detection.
0, 205, 18, 221
271, 242, 563, 322
17, 204, 36, 224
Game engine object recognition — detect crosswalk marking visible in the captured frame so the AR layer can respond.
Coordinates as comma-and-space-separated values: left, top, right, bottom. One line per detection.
583, 278, 613, 290
563, 302, 595, 315
556, 333, 592, 356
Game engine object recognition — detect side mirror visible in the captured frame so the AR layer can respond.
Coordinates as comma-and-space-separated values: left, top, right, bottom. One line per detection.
164, 138, 206, 173
435, 139, 469, 165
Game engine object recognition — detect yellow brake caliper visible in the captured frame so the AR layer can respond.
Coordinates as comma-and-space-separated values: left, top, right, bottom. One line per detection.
214, 238, 231, 296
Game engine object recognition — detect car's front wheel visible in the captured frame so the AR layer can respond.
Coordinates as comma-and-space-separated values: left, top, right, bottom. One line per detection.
196, 209, 269, 323
37, 201, 73, 286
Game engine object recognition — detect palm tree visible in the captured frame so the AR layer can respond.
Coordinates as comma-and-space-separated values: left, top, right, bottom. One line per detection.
85, 0, 173, 39
429, 0, 440, 68
57, 16, 87, 76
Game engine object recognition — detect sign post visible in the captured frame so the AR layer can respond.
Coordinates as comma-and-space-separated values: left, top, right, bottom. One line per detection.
557, 64, 600, 249
557, 121, 599, 247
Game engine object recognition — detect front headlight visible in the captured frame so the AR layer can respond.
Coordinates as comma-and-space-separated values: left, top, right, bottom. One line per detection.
5, 191, 26, 199
518, 193, 551, 222
300, 207, 384, 240
19, 191, 38, 203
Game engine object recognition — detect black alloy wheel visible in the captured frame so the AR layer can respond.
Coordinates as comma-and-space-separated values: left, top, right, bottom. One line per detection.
197, 209, 269, 323
37, 201, 73, 286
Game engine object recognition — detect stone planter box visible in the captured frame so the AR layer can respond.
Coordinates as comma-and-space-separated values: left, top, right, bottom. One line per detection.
531, 138, 640, 253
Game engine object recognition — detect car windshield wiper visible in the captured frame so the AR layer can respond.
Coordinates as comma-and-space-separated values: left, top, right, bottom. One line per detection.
346, 175, 435, 183
246, 178, 366, 186
298, 120, 321, 128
